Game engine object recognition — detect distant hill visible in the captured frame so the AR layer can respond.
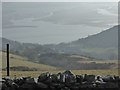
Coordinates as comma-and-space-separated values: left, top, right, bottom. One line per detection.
46, 25, 118, 60
1, 51, 57, 71
1, 25, 118, 60
0, 25, 118, 70
72, 25, 118, 48
1, 37, 56, 61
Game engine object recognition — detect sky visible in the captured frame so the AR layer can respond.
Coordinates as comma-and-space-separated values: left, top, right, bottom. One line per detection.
2, 2, 118, 44
1, 0, 119, 2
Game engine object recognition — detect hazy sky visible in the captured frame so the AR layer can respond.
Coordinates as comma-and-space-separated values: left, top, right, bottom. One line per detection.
2, 2, 118, 44
2, 0, 119, 2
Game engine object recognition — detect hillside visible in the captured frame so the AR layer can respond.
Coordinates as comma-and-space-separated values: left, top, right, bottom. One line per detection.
1, 51, 57, 71
72, 25, 118, 48
1, 37, 57, 64
47, 25, 118, 60
0, 25, 118, 70
1, 25, 118, 60
1, 51, 117, 70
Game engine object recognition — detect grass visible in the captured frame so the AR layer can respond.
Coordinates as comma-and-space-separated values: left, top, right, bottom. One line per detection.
81, 48, 118, 54
1, 52, 57, 71
2, 69, 119, 78
1, 51, 119, 78
77, 60, 118, 64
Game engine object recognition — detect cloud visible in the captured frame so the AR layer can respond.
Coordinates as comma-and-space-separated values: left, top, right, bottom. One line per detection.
97, 9, 118, 17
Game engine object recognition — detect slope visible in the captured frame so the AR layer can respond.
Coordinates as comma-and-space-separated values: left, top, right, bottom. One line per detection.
48, 25, 118, 59
1, 51, 57, 71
